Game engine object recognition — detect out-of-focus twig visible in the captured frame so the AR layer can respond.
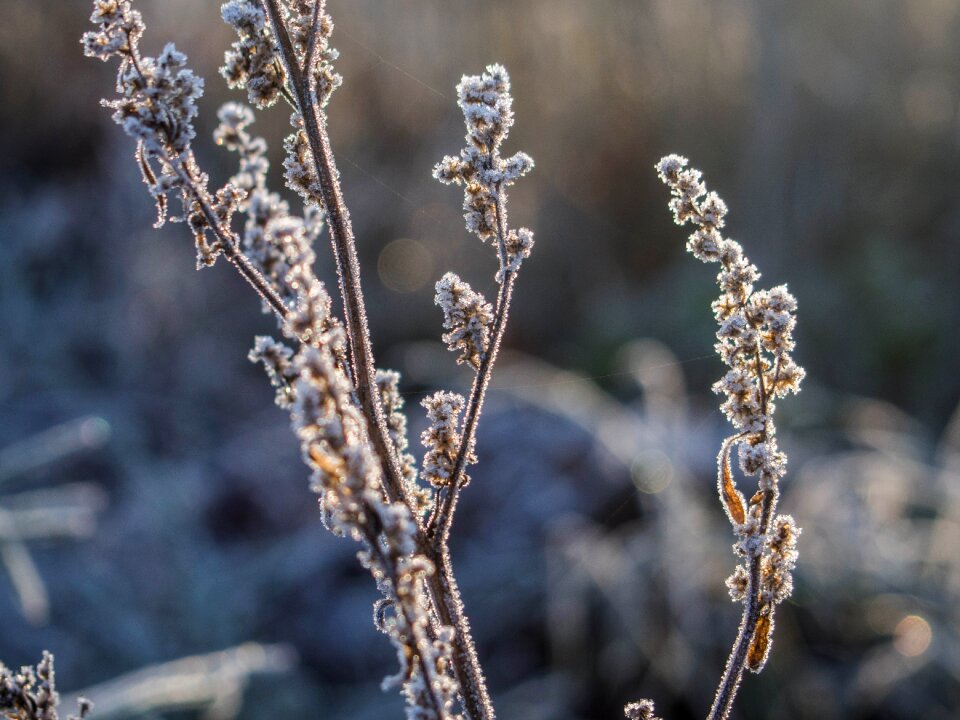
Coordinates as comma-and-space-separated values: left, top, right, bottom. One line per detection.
60, 643, 297, 720
0, 416, 111, 486
0, 418, 109, 624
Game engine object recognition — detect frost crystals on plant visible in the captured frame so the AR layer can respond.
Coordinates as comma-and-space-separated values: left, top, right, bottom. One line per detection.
635, 155, 805, 720
86, 3, 538, 718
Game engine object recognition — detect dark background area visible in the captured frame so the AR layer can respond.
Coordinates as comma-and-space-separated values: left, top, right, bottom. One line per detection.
1, 1, 958, 718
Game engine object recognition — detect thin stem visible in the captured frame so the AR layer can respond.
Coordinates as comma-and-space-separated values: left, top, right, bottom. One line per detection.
117, 24, 290, 325
302, 0, 324, 77
429, 188, 515, 547
707, 332, 776, 720
421, 188, 521, 720
425, 547, 495, 720
707, 489, 775, 720
355, 524, 449, 714
173, 157, 289, 320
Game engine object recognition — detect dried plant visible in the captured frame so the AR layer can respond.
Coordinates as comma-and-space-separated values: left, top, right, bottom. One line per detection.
625, 156, 805, 720
68, 2, 808, 718
80, 1, 535, 718
0, 653, 90, 720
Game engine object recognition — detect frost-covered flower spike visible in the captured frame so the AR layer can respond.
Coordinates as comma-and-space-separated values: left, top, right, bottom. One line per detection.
433, 65, 535, 280
426, 67, 537, 555
626, 156, 805, 720
81, 0, 289, 321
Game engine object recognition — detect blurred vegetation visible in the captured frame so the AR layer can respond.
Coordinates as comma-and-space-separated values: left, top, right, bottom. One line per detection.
1, 0, 958, 718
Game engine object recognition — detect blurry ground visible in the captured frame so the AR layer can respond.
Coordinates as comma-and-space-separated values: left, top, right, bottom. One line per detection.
1, 0, 959, 718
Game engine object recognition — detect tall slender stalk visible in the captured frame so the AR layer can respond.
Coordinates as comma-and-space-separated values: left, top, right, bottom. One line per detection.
708, 490, 775, 720
627, 155, 804, 720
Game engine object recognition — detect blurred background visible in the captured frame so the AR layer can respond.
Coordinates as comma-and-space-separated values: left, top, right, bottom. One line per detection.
1, 0, 959, 718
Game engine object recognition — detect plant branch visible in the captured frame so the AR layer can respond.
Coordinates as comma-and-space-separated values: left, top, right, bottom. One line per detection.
173, 156, 290, 320
707, 334, 777, 720
707, 488, 775, 720
302, 0, 323, 77
425, 547, 495, 720
260, 0, 409, 510
119, 21, 290, 324
258, 5, 495, 718
429, 188, 516, 547
421, 188, 521, 720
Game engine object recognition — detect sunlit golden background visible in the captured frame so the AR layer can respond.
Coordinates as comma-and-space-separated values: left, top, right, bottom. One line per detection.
1, 1, 959, 718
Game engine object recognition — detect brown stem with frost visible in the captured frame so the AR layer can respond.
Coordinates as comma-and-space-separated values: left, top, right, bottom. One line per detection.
428, 188, 515, 547
259, 4, 495, 718
121, 13, 290, 324
174, 158, 290, 319
707, 488, 775, 720
319, 356, 451, 719
260, 0, 408, 505
421, 188, 520, 720
707, 336, 776, 720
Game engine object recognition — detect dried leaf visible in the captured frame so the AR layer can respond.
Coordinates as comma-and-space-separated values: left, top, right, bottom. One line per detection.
718, 437, 746, 526
747, 610, 773, 673
309, 445, 345, 478
136, 141, 167, 228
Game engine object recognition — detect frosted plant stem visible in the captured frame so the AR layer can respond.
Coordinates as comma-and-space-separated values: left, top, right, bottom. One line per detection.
707, 332, 777, 720
123, 26, 290, 323
260, 0, 409, 507
429, 191, 515, 547
707, 488, 774, 720
428, 548, 495, 720
259, 4, 496, 718
420, 191, 519, 720
642, 155, 804, 720
356, 524, 449, 716
173, 157, 290, 320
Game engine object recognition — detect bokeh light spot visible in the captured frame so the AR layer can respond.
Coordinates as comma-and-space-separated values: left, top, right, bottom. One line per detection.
893, 614, 932, 657
630, 450, 673, 494
377, 238, 433, 293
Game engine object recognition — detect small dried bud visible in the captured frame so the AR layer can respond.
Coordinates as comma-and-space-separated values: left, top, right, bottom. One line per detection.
499, 226, 535, 280
435, 273, 493, 370
420, 391, 466, 488
726, 564, 750, 601
625, 699, 662, 720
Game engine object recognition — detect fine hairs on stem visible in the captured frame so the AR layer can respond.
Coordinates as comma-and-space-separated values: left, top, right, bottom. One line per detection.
75, 3, 804, 720
624, 156, 804, 720
83, 1, 535, 718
